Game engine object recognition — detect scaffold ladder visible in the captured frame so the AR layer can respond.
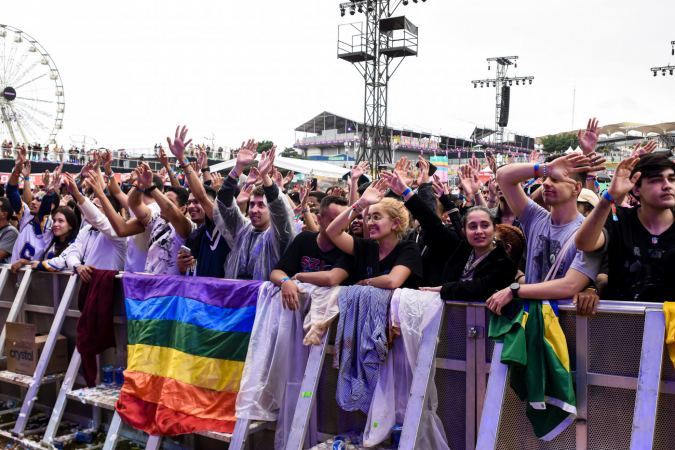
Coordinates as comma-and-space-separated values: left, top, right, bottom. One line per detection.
12, 273, 80, 436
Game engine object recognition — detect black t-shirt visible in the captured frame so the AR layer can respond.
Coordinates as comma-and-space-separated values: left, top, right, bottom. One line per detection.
274, 231, 352, 278
347, 237, 423, 289
602, 206, 675, 302
186, 216, 230, 279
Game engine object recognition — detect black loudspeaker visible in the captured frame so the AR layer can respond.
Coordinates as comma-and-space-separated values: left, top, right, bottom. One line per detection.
498, 86, 510, 127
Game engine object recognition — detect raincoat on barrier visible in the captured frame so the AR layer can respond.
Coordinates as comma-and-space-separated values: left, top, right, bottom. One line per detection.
213, 181, 297, 281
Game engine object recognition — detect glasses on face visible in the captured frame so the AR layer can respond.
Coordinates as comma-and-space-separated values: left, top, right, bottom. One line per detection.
365, 214, 393, 224
187, 199, 200, 206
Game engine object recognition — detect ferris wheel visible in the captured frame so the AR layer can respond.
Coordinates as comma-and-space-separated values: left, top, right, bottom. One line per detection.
0, 24, 64, 148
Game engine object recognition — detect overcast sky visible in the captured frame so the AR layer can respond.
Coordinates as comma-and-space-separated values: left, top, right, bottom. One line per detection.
3, 0, 673, 151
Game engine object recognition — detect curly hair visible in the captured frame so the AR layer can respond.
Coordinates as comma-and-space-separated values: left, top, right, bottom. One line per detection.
375, 198, 409, 239
495, 224, 525, 264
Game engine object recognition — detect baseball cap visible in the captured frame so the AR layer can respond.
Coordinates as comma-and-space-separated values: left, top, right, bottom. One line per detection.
578, 188, 599, 207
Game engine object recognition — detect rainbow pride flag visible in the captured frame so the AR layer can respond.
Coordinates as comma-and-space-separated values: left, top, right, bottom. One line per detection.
115, 273, 261, 436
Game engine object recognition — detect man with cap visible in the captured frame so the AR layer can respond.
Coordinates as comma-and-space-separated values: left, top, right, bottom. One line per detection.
577, 188, 599, 218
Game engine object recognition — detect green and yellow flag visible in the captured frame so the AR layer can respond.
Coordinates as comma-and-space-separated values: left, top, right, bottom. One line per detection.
489, 299, 576, 441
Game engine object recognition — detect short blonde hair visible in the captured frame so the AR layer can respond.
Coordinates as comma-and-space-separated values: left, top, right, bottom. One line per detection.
375, 198, 409, 238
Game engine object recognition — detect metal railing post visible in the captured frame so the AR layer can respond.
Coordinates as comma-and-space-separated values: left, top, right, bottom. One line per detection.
629, 309, 666, 450
399, 307, 445, 450
475, 343, 508, 450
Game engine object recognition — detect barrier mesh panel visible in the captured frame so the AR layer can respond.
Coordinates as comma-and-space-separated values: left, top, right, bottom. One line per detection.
316, 356, 368, 436
437, 305, 466, 360
589, 313, 643, 377
249, 429, 276, 449
495, 383, 576, 449
435, 368, 466, 450
486, 308, 494, 363
654, 392, 675, 450
662, 347, 675, 381
588, 385, 635, 450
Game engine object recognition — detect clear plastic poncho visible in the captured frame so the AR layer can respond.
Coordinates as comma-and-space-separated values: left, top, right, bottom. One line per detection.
213, 187, 297, 281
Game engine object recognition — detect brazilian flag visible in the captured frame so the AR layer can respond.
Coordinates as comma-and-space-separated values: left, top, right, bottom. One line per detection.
489, 299, 576, 441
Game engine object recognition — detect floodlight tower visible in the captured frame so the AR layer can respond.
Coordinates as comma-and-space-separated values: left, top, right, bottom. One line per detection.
471, 56, 534, 145
650, 40, 675, 77
337, 0, 422, 171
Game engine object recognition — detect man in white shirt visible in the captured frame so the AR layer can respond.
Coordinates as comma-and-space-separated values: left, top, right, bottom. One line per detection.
128, 163, 194, 275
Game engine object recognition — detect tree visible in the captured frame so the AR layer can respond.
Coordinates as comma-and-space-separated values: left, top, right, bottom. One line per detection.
256, 141, 274, 154
540, 133, 579, 154
281, 147, 303, 159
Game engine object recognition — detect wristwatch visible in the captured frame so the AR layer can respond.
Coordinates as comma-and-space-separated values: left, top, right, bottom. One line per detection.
510, 282, 520, 298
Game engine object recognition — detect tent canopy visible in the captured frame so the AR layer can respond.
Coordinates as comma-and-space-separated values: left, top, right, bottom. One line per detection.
210, 155, 350, 179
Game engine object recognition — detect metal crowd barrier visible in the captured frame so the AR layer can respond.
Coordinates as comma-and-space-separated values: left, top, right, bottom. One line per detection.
0, 268, 670, 450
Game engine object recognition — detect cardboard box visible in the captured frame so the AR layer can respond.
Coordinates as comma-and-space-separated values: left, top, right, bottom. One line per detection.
6, 323, 68, 376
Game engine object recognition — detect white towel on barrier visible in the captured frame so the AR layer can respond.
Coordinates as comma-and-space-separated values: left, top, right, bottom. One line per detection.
363, 289, 449, 449
303, 286, 342, 346
235, 281, 320, 450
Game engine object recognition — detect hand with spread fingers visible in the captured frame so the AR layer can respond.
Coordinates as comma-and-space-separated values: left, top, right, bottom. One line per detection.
545, 154, 591, 184
630, 140, 658, 158
578, 118, 603, 155
606, 156, 641, 200
166, 125, 193, 161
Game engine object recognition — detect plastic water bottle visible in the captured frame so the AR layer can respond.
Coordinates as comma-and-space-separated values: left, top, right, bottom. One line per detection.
103, 366, 114, 387
115, 367, 126, 387
392, 424, 403, 448
332, 441, 346, 450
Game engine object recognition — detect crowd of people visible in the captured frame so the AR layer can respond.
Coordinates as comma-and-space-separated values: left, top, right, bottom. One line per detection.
0, 118, 671, 316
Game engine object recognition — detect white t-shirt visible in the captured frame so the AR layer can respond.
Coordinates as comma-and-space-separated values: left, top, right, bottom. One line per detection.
11, 203, 52, 263
144, 210, 195, 275
125, 202, 161, 272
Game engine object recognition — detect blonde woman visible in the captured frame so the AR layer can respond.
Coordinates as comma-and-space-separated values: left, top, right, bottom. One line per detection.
326, 179, 422, 289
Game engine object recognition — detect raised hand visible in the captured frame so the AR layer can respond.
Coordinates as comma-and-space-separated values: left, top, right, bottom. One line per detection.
528, 150, 541, 164
607, 156, 641, 199
380, 170, 408, 196
100, 149, 114, 170
578, 118, 603, 155
546, 154, 590, 184
41, 169, 50, 187
351, 161, 370, 180
245, 167, 260, 186
63, 173, 80, 195
235, 139, 259, 169
166, 126, 193, 161
630, 140, 658, 158
257, 147, 276, 178
236, 184, 253, 206
272, 168, 283, 188
394, 157, 413, 187
418, 156, 431, 185
283, 170, 295, 187
432, 179, 449, 198
298, 180, 311, 206
458, 164, 480, 197
211, 172, 223, 191
196, 146, 208, 168
86, 172, 105, 195
155, 147, 170, 168
587, 152, 607, 172
486, 152, 498, 173
136, 163, 153, 189
21, 161, 32, 179
359, 178, 389, 206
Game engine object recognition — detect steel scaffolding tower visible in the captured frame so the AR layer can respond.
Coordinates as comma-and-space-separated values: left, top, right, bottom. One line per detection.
471, 56, 534, 145
337, 1, 420, 172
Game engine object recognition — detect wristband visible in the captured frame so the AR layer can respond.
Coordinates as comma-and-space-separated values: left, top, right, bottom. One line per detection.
534, 163, 540, 178
586, 286, 598, 293
168, 169, 174, 175
402, 187, 412, 197
136, 187, 146, 193
601, 190, 613, 202
183, 158, 190, 166
12, 172, 20, 177
280, 276, 291, 285
447, 208, 459, 214
587, 176, 597, 180
201, 168, 210, 173
351, 202, 364, 212
542, 164, 547, 178
145, 185, 157, 194
230, 169, 239, 179
366, 278, 372, 286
